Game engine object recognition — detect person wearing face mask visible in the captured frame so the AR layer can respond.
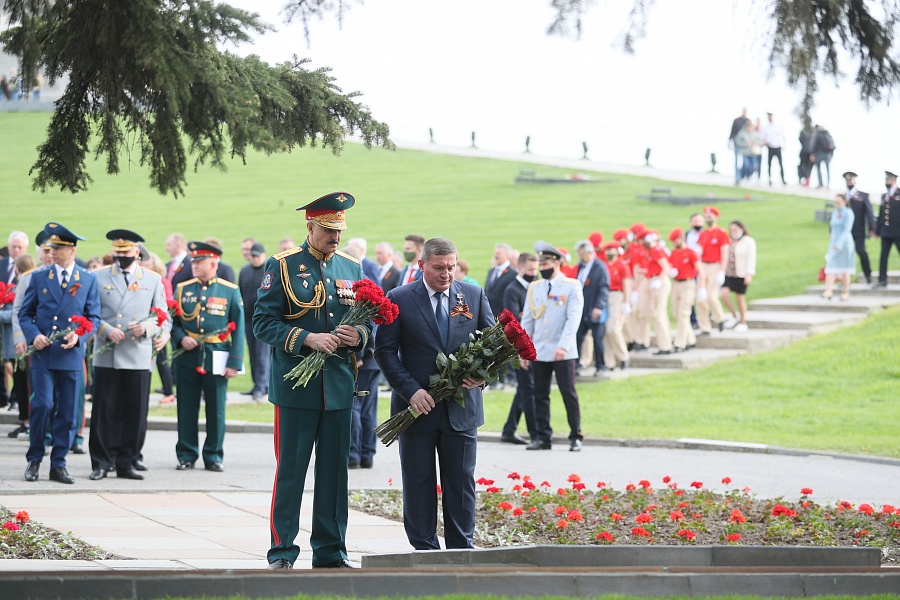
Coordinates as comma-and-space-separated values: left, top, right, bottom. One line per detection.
398, 234, 425, 286
720, 221, 757, 332
499, 252, 539, 445
519, 242, 585, 452
637, 231, 673, 355
601, 241, 632, 370
873, 171, 900, 288
88, 230, 170, 481
668, 229, 706, 352
843, 171, 876, 285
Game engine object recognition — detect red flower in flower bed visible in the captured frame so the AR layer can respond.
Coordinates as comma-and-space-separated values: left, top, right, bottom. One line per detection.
512, 508, 524, 517
567, 473, 581, 483
476, 478, 495, 486
725, 533, 742, 542
2, 521, 20, 532
15, 511, 29, 524
670, 510, 685, 522
567, 509, 584, 522
596, 531, 614, 542
690, 481, 703, 489
730, 509, 747, 523
721, 477, 732, 485
523, 481, 536, 490
856, 529, 870, 538
631, 527, 652, 537
556, 519, 569, 529
801, 487, 814, 495
882, 505, 896, 515
486, 487, 500, 494
555, 505, 567, 515
508, 472, 521, 480
662, 475, 671, 484
572, 482, 586, 491
610, 513, 623, 522
771, 504, 798, 518
497, 501, 513, 511
677, 529, 696, 540
858, 503, 875, 515
635, 513, 652, 524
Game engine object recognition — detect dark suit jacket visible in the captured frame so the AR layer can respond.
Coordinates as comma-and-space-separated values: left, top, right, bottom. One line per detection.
849, 191, 875, 239
375, 279, 494, 433
578, 259, 610, 324
380, 265, 402, 292
484, 265, 518, 316
216, 261, 236, 284
502, 278, 528, 322
0, 256, 15, 285
167, 255, 193, 288
361, 257, 381, 283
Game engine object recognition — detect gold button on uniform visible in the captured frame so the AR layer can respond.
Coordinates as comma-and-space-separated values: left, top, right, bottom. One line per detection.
326, 278, 331, 283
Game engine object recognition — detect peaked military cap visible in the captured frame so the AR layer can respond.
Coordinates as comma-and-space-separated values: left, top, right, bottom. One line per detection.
886, 171, 898, 179
44, 222, 85, 247
188, 241, 223, 261
35, 230, 51, 249
534, 241, 563, 261
842, 171, 858, 179
106, 229, 145, 251
296, 192, 356, 231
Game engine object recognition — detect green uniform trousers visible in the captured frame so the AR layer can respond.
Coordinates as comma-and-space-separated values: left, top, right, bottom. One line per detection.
175, 364, 227, 466
268, 405, 351, 567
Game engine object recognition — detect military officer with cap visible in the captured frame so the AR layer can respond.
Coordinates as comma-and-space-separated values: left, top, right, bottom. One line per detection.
88, 230, 169, 481
253, 192, 370, 570
873, 170, 900, 287
843, 171, 876, 284
19, 223, 100, 484
520, 241, 585, 452
170, 241, 245, 472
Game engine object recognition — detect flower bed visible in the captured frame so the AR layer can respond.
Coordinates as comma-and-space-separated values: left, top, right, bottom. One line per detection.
349, 474, 900, 564
0, 507, 119, 560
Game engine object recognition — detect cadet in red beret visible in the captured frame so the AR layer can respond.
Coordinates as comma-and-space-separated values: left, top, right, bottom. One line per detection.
600, 241, 632, 369
637, 231, 673, 355
588, 232, 604, 261
696, 206, 731, 334
668, 228, 706, 352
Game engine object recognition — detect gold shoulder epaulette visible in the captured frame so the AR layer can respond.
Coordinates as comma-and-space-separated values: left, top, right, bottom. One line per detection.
95, 264, 113, 271
334, 250, 360, 264
20, 267, 38, 278
274, 247, 302, 261
216, 279, 239, 290
176, 278, 199, 288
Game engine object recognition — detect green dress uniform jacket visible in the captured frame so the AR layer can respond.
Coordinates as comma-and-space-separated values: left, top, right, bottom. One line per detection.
252, 240, 370, 568
252, 242, 370, 408
170, 276, 245, 466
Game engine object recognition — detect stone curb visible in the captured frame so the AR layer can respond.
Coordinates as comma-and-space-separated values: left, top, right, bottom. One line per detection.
1, 567, 899, 599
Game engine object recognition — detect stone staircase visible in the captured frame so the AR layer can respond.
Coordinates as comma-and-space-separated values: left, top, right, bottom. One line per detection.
584, 271, 900, 378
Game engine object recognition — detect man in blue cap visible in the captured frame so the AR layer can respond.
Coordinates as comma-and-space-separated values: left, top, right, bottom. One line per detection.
519, 241, 585, 452
19, 223, 101, 484
254, 192, 371, 570
170, 241, 245, 472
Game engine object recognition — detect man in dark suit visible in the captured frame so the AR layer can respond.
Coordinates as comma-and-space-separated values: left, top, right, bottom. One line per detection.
844, 171, 876, 284
375, 242, 401, 292
500, 252, 538, 444
484, 243, 518, 317
397, 234, 425, 286
574, 240, 610, 376
874, 170, 900, 287
375, 238, 494, 550
0, 231, 28, 409
19, 223, 101, 484
165, 233, 193, 289
347, 238, 381, 283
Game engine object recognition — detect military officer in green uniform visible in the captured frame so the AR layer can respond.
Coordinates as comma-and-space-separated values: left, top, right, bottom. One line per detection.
170, 241, 245, 472
253, 192, 370, 570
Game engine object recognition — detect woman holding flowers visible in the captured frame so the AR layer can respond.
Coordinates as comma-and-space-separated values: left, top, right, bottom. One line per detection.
375, 237, 495, 551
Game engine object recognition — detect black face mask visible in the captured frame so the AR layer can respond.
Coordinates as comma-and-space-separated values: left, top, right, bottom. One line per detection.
704, 219, 714, 226
887, 183, 894, 191
114, 256, 136, 270
692, 225, 703, 232
605, 253, 617, 263
521, 274, 537, 283
846, 182, 854, 191
540, 268, 555, 280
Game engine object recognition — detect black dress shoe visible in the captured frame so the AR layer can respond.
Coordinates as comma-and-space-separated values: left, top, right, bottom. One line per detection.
24, 461, 40, 482
49, 466, 75, 484
314, 559, 357, 569
205, 462, 224, 472
673, 347, 685, 353
653, 349, 672, 355
132, 460, 148, 471
240, 390, 255, 396
70, 442, 85, 454
175, 460, 195, 470
153, 388, 166, 395
116, 467, 144, 480
500, 433, 528, 445
569, 439, 583, 452
526, 440, 551, 450
89, 468, 108, 480
267, 558, 293, 570
348, 461, 359, 469
360, 460, 373, 469
619, 361, 628, 370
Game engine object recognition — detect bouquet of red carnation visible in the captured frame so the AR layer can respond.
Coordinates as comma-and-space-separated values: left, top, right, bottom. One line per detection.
284, 279, 399, 389
0, 282, 15, 307
375, 308, 536, 446
166, 298, 182, 317
16, 315, 94, 369
167, 321, 237, 366
90, 307, 171, 360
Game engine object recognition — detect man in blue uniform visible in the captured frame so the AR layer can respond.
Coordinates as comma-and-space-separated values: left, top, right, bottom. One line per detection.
254, 192, 370, 570
19, 223, 101, 484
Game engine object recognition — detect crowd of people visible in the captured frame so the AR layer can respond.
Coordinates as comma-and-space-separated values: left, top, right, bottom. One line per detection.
2, 175, 899, 565
728, 108, 835, 188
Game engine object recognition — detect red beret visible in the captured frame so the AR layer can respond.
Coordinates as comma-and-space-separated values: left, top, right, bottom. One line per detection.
601, 241, 621, 251
613, 228, 629, 241
630, 222, 646, 234
703, 206, 720, 217
588, 231, 603, 247
669, 227, 684, 242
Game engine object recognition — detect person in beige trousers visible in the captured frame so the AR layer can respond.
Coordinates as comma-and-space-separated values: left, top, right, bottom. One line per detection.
667, 228, 706, 352
601, 241, 632, 369
695, 207, 730, 335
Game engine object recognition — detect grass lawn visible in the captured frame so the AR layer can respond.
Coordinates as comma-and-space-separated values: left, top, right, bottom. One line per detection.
6, 111, 889, 455
152, 305, 900, 458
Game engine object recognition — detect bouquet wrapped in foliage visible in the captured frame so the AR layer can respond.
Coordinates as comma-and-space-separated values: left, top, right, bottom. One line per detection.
16, 315, 94, 369
284, 279, 398, 389
375, 308, 537, 446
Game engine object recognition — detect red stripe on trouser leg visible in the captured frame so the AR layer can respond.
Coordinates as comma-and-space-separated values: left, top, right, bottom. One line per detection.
269, 405, 281, 546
